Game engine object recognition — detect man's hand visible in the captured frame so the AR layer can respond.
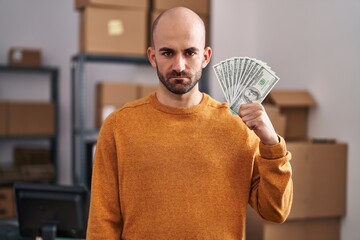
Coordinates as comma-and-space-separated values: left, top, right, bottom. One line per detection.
238, 103, 279, 145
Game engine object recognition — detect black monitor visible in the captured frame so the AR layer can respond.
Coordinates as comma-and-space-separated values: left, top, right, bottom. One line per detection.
14, 182, 89, 240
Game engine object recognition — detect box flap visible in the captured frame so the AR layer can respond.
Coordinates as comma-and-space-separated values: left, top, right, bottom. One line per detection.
265, 90, 316, 107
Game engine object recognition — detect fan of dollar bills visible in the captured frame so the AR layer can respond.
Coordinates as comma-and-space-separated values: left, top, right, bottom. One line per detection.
213, 57, 279, 115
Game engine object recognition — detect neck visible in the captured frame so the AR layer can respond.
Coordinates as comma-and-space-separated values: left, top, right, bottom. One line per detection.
156, 84, 203, 108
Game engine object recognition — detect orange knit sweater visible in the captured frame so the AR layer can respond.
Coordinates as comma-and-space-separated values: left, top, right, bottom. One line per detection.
87, 93, 293, 240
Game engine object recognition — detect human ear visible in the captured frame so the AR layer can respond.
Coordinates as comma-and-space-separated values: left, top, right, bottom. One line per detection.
202, 46, 212, 68
147, 47, 157, 68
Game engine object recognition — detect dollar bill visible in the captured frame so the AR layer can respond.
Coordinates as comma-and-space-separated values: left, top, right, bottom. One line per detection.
230, 66, 279, 113
213, 56, 279, 115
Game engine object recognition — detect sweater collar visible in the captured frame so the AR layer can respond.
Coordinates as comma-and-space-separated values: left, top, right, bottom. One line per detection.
149, 92, 210, 115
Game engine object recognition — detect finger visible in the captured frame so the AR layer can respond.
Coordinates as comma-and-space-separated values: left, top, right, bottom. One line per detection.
238, 103, 263, 117
239, 104, 264, 121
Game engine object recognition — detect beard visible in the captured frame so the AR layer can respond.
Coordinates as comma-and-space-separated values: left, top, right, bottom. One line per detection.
156, 67, 203, 95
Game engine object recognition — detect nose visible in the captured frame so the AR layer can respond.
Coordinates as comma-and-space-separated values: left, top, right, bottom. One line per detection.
172, 55, 186, 73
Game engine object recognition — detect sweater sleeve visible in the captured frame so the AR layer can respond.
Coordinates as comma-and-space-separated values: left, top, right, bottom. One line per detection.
248, 136, 293, 223
87, 113, 123, 239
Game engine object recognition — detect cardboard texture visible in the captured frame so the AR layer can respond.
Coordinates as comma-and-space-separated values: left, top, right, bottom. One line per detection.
264, 90, 316, 140
0, 164, 54, 185
0, 187, 16, 219
7, 102, 54, 136
0, 102, 6, 136
138, 84, 157, 98
75, 0, 148, 10
14, 147, 51, 166
246, 207, 340, 240
8, 47, 41, 67
80, 6, 148, 56
263, 104, 287, 137
287, 141, 347, 219
153, 0, 209, 15
96, 82, 139, 128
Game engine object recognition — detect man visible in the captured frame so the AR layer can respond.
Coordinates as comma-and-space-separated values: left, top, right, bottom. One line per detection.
87, 7, 292, 240
243, 87, 261, 103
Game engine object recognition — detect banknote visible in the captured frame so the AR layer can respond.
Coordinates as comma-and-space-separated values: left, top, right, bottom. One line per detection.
213, 57, 279, 115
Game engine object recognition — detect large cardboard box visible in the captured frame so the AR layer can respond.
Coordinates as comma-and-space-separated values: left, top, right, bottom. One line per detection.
96, 82, 139, 128
0, 187, 16, 219
0, 102, 6, 136
7, 102, 54, 136
75, 0, 148, 9
8, 47, 41, 68
80, 6, 148, 56
264, 90, 316, 140
14, 147, 51, 166
246, 207, 340, 240
287, 141, 347, 219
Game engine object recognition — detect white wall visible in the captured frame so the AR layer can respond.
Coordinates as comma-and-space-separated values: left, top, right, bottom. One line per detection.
0, 0, 359, 239
211, 1, 360, 240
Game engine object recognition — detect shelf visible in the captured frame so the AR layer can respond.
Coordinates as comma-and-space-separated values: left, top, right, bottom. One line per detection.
0, 65, 58, 74
73, 129, 99, 136
0, 65, 59, 183
0, 136, 55, 141
72, 53, 150, 65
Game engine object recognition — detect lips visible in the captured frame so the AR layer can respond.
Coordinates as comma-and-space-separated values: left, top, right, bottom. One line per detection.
167, 71, 191, 79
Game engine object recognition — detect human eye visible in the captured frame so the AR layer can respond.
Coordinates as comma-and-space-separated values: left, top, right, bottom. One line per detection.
160, 48, 173, 57
185, 49, 196, 56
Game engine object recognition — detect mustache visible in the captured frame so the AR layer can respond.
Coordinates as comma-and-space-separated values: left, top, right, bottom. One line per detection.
167, 70, 192, 78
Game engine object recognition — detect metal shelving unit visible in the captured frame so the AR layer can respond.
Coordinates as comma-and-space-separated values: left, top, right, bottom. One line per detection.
0, 65, 59, 183
71, 53, 209, 187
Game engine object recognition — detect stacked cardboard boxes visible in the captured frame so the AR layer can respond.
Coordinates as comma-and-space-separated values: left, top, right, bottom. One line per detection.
246, 90, 347, 240
76, 0, 149, 56
95, 81, 157, 128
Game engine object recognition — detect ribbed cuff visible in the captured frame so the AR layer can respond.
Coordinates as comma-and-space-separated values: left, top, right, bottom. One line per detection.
259, 135, 287, 160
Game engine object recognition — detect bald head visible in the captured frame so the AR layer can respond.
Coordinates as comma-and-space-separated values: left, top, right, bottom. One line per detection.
151, 7, 206, 48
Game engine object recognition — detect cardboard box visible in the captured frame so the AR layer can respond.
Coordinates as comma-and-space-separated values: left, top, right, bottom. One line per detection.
0, 102, 6, 136
0, 187, 16, 219
8, 47, 41, 68
80, 6, 148, 56
246, 207, 340, 240
138, 84, 157, 98
14, 147, 51, 166
153, 0, 209, 15
263, 104, 287, 137
18, 164, 55, 182
8, 102, 54, 136
96, 82, 139, 128
287, 141, 347, 219
263, 90, 316, 141
75, 0, 148, 10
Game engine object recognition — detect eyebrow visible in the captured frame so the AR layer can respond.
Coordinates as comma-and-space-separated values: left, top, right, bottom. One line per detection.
185, 47, 200, 52
159, 47, 173, 52
158, 47, 200, 52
